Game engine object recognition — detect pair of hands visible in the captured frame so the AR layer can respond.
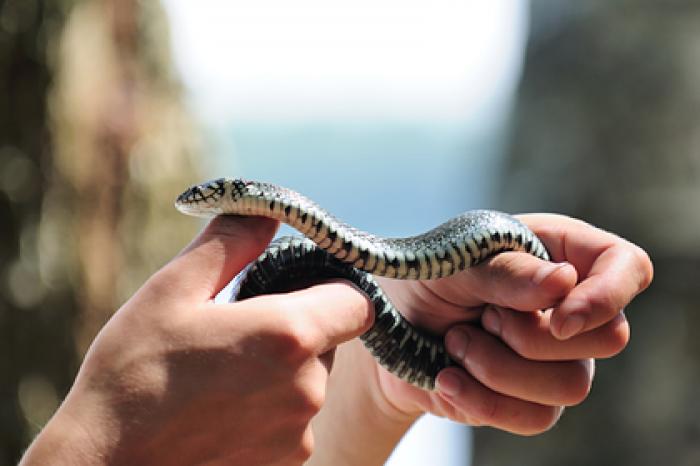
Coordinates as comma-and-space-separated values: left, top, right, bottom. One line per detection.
21, 214, 652, 466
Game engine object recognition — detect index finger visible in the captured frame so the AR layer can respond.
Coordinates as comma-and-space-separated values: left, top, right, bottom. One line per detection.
520, 214, 653, 339
149, 215, 279, 303
226, 281, 375, 355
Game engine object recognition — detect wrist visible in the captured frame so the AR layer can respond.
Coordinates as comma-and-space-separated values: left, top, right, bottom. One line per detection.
21, 380, 117, 466
20, 407, 108, 466
307, 339, 418, 465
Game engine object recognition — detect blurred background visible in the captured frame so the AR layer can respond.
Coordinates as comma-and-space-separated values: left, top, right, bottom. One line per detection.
0, 1, 697, 465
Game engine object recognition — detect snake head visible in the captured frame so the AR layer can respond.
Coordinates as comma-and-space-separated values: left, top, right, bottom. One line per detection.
175, 178, 262, 217
175, 178, 230, 217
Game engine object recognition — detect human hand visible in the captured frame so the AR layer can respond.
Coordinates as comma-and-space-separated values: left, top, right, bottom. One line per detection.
20, 216, 373, 466
369, 213, 653, 435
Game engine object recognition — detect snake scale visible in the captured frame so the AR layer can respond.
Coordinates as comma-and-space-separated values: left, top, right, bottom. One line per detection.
175, 178, 550, 390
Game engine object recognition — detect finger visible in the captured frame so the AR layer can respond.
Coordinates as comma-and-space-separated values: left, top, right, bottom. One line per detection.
425, 252, 578, 311
228, 281, 374, 356
435, 368, 564, 435
482, 306, 630, 360
153, 215, 279, 301
551, 243, 652, 339
548, 242, 651, 339
518, 214, 653, 339
443, 325, 594, 406
517, 213, 618, 266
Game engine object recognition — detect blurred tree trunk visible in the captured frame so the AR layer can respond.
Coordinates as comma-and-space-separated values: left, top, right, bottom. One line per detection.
475, 1, 700, 466
1, 0, 201, 463
0, 1, 74, 463
49, 0, 201, 353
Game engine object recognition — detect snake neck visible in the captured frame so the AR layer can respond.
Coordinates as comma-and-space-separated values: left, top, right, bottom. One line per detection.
227, 182, 383, 265
225, 184, 546, 280
177, 179, 550, 280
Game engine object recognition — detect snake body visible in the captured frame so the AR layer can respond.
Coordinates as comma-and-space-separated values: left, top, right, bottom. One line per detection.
176, 178, 550, 390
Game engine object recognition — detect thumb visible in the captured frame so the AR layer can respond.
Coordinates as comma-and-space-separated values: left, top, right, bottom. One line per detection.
155, 215, 279, 301
469, 252, 578, 311
428, 252, 577, 312
231, 281, 375, 355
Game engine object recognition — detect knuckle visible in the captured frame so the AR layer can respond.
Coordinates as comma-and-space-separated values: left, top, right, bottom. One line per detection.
293, 382, 326, 418
590, 284, 623, 318
271, 313, 319, 362
289, 326, 319, 359
292, 444, 313, 464
561, 360, 594, 406
597, 314, 630, 357
472, 394, 500, 425
526, 406, 564, 435
292, 429, 315, 462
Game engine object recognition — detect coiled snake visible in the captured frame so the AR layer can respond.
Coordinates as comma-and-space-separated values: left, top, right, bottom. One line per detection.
175, 178, 550, 390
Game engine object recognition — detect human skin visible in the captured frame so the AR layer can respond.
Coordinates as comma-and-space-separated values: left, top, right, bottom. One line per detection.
308, 214, 653, 465
20, 214, 653, 466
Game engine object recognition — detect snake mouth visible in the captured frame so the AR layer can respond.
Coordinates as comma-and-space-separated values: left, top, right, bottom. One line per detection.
174, 185, 223, 217
174, 202, 221, 218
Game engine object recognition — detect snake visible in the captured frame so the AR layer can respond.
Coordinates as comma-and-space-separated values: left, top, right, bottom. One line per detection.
175, 178, 550, 391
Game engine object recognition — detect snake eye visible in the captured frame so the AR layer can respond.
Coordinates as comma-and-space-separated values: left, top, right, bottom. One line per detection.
176, 185, 202, 204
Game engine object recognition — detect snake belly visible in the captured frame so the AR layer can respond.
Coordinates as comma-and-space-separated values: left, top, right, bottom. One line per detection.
175, 178, 550, 391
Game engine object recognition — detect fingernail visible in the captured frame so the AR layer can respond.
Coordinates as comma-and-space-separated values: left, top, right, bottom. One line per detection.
533, 262, 570, 285
558, 314, 586, 339
482, 306, 501, 336
446, 328, 470, 361
436, 371, 462, 397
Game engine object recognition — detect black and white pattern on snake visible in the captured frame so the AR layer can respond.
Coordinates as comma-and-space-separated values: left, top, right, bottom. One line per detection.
176, 178, 550, 390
